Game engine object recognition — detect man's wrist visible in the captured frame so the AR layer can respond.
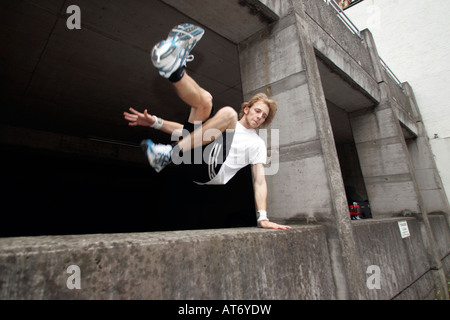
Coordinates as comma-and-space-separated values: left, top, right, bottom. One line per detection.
257, 210, 269, 227
151, 115, 164, 130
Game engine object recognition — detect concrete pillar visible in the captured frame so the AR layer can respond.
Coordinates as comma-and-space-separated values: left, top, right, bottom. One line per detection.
357, 28, 449, 300
351, 29, 422, 217
239, 1, 366, 299
402, 82, 450, 228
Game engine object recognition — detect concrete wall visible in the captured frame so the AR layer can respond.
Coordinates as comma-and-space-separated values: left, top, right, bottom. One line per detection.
1, 216, 448, 300
0, 226, 337, 300
354, 216, 449, 300
430, 215, 450, 277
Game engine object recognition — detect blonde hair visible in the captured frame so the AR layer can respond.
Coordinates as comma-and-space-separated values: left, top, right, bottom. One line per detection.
239, 93, 277, 128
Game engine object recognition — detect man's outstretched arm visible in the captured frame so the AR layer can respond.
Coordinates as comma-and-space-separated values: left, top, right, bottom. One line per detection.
252, 164, 291, 230
124, 107, 183, 136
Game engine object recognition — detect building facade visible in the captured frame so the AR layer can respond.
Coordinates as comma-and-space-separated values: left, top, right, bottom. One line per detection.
346, 0, 450, 209
1, 0, 449, 300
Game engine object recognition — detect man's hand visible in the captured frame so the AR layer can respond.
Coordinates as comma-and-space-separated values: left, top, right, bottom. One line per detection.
259, 220, 292, 230
123, 107, 155, 127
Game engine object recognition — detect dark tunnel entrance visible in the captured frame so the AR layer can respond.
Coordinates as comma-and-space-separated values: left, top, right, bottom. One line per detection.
1, 145, 256, 237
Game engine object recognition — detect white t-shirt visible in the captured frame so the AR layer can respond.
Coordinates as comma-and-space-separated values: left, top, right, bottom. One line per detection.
201, 122, 267, 185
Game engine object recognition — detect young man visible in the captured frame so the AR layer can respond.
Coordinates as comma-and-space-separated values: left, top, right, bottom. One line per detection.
124, 24, 290, 230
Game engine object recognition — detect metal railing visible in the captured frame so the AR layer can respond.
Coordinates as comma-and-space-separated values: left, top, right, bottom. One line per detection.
380, 58, 403, 88
323, 0, 362, 39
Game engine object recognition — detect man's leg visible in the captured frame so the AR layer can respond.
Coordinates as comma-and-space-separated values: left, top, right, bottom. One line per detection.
150, 22, 211, 122
141, 104, 237, 173
176, 105, 237, 154
171, 70, 213, 123
169, 69, 237, 152
142, 23, 237, 172
141, 68, 237, 172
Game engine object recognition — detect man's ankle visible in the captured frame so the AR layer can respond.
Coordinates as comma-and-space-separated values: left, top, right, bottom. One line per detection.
168, 67, 185, 83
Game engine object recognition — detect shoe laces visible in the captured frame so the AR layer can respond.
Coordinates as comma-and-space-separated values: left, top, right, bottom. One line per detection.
156, 154, 169, 167
156, 148, 172, 166
186, 54, 194, 62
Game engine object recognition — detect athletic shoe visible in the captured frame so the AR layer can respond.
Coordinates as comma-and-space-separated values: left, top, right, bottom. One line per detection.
140, 139, 173, 173
151, 23, 205, 78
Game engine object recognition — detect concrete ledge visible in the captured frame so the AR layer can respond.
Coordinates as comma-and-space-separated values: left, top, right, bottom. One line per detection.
2, 217, 448, 300
0, 226, 336, 300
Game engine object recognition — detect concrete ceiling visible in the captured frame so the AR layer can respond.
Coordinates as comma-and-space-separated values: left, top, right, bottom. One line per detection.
317, 57, 376, 114
0, 0, 273, 149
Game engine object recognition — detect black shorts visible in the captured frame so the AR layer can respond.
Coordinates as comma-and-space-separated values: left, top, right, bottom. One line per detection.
175, 108, 234, 184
